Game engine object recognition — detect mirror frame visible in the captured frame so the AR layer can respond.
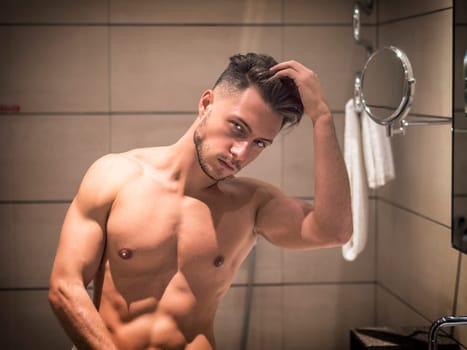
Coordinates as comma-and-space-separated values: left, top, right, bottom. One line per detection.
452, 0, 467, 254
360, 46, 416, 135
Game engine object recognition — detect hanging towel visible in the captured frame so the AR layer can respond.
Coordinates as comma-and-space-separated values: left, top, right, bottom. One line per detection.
361, 112, 395, 189
342, 99, 369, 261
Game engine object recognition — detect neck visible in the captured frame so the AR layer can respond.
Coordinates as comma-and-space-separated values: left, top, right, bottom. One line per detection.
169, 122, 220, 195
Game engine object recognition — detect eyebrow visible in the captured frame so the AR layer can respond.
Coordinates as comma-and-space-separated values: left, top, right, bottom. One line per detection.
234, 117, 274, 144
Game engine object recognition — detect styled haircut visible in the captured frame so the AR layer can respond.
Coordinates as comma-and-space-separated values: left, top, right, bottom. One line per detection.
213, 53, 304, 129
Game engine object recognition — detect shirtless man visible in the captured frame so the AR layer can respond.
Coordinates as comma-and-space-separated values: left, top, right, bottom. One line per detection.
48, 53, 352, 350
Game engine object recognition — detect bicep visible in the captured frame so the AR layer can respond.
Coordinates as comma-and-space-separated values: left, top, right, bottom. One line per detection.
50, 154, 128, 287
51, 197, 108, 287
255, 190, 317, 249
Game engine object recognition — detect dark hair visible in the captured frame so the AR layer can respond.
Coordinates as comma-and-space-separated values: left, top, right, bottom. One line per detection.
213, 53, 304, 129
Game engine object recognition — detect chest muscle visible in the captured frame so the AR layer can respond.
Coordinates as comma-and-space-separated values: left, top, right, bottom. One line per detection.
105, 178, 256, 286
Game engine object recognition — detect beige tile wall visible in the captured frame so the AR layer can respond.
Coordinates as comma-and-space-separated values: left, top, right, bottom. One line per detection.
283, 113, 346, 197
376, 201, 458, 321
0, 26, 109, 113
216, 284, 375, 350
110, 0, 282, 24
0, 204, 68, 288
0, 291, 73, 349
0, 115, 110, 200
0, 0, 108, 23
376, 287, 428, 327
282, 284, 375, 349
377, 10, 452, 118
378, 0, 452, 23
110, 26, 283, 112
214, 286, 248, 350
377, 123, 452, 226
284, 0, 376, 24
376, 1, 466, 347
110, 114, 195, 151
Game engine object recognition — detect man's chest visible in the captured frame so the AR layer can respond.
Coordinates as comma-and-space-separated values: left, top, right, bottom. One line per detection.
105, 179, 257, 277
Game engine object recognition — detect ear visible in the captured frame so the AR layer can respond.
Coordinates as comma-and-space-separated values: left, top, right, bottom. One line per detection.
198, 89, 214, 118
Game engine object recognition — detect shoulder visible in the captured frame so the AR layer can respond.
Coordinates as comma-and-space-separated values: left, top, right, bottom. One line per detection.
75, 152, 144, 209
87, 146, 170, 176
222, 176, 281, 204
84, 152, 143, 186
235, 176, 282, 195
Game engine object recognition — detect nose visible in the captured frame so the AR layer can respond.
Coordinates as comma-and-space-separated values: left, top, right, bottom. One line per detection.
230, 140, 249, 161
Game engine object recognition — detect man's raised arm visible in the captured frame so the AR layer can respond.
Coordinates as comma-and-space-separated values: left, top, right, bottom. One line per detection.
255, 61, 352, 248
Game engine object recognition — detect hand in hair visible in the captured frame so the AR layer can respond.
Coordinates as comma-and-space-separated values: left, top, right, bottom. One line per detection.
270, 60, 330, 124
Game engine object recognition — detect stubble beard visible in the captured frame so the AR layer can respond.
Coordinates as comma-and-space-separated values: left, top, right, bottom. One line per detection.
193, 120, 231, 182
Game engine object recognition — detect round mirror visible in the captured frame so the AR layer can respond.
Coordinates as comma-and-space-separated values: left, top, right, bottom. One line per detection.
360, 46, 415, 127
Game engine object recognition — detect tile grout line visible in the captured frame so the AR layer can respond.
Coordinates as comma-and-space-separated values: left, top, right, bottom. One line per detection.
107, 0, 112, 154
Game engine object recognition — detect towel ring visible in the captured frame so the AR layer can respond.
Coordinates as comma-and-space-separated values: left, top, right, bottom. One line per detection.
359, 46, 416, 136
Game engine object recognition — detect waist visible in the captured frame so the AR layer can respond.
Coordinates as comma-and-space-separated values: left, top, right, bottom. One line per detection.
109, 311, 215, 349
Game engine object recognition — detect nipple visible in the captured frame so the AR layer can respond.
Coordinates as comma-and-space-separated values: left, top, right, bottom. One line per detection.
118, 248, 133, 259
213, 255, 224, 267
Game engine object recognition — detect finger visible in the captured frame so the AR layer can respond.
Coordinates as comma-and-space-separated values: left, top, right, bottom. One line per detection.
270, 60, 307, 72
270, 67, 299, 81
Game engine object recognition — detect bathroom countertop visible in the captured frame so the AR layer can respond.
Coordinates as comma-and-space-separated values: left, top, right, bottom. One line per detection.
350, 326, 459, 349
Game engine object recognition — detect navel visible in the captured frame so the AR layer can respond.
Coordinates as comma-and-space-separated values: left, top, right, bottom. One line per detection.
118, 248, 133, 260
213, 255, 224, 267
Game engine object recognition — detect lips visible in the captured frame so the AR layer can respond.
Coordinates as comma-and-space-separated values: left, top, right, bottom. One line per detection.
218, 158, 236, 172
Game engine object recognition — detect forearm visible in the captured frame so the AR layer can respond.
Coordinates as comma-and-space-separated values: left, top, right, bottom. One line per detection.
48, 281, 118, 350
310, 109, 352, 244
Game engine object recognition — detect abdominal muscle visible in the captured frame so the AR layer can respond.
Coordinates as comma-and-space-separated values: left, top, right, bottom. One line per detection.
95, 265, 219, 350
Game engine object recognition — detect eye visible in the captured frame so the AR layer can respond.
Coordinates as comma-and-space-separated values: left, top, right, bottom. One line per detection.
230, 121, 244, 134
255, 139, 266, 149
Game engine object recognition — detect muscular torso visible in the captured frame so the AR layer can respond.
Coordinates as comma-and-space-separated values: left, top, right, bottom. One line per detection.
93, 151, 260, 349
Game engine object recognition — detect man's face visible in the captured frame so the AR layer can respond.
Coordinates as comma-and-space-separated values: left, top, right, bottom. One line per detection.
194, 87, 283, 181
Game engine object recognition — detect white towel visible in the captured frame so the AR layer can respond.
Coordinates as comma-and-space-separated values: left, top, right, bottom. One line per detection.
342, 99, 395, 261
361, 112, 395, 189
342, 99, 369, 261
